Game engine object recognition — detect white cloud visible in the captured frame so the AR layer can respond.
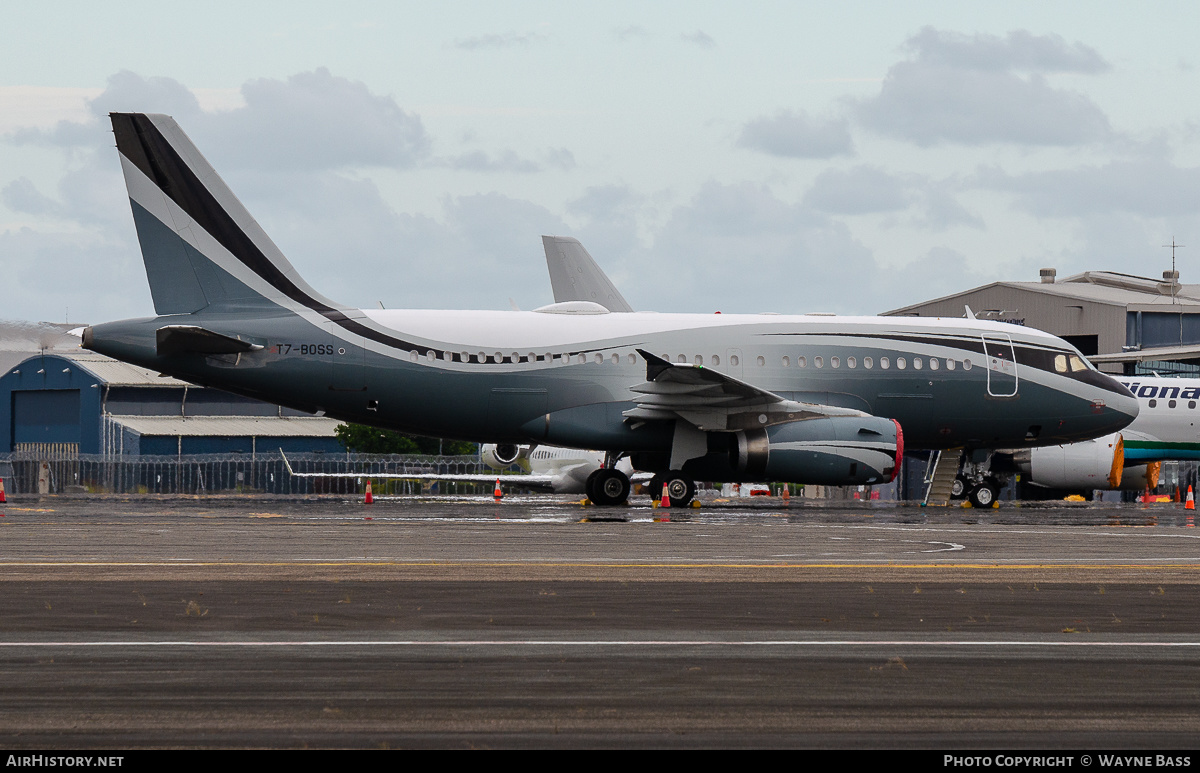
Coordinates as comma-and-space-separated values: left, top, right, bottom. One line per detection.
803, 166, 912, 215
451, 31, 547, 50
737, 110, 854, 159
902, 27, 1109, 73
857, 28, 1112, 147
681, 30, 716, 49
974, 158, 1200, 217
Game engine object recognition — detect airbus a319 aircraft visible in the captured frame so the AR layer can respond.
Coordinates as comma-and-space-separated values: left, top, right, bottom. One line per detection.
82, 113, 1138, 506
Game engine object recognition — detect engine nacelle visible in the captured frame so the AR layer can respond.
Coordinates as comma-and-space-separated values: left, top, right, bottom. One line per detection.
1015, 433, 1125, 489
482, 443, 531, 471
730, 416, 901, 486
1117, 462, 1161, 492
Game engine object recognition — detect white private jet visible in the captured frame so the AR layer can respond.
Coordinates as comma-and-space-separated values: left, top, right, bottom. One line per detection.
283, 443, 646, 497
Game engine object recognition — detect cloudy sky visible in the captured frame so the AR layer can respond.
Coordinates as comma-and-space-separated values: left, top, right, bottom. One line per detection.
2, 1, 1199, 324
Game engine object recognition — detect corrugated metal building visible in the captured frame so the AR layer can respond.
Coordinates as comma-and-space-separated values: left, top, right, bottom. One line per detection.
1, 350, 343, 456
885, 269, 1200, 374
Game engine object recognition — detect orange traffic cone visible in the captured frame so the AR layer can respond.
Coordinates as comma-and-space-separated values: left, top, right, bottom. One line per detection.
494, 478, 503, 501
782, 486, 790, 503
660, 482, 671, 508
363, 479, 373, 504
0, 478, 7, 504
1186, 486, 1194, 511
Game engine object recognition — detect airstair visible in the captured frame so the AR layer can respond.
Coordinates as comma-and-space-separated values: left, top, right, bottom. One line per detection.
923, 448, 963, 506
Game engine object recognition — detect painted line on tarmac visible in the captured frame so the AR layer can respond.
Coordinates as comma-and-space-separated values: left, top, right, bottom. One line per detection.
0, 639, 1197, 648
2, 560, 1200, 569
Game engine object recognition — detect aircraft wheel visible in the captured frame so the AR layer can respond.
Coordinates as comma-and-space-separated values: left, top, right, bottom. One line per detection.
950, 475, 967, 499
968, 481, 999, 508
664, 473, 695, 507
590, 469, 631, 506
585, 469, 603, 503
648, 474, 666, 501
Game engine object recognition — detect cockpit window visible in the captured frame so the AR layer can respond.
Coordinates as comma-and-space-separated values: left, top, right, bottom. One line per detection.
1054, 354, 1067, 373
1069, 355, 1088, 372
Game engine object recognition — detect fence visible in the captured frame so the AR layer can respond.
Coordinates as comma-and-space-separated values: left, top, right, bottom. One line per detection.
0, 451, 490, 496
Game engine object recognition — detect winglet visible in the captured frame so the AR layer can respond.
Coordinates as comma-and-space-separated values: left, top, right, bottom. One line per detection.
280, 450, 295, 476
636, 348, 673, 381
964, 305, 976, 320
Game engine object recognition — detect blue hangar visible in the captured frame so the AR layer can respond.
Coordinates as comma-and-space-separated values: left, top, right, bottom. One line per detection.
1, 350, 344, 456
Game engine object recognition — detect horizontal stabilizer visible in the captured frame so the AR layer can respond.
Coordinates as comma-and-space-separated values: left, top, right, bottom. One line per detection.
156, 325, 263, 357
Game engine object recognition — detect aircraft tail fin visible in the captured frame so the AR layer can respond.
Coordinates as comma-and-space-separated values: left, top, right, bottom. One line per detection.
542, 235, 634, 312
110, 112, 339, 316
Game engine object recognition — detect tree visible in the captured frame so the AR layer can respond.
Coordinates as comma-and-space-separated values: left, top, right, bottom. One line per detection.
334, 424, 477, 455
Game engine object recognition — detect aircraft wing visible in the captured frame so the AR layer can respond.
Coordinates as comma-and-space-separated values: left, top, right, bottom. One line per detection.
623, 349, 869, 431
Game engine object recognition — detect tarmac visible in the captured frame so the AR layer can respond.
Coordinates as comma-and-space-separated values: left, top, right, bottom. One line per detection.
2, 493, 1199, 748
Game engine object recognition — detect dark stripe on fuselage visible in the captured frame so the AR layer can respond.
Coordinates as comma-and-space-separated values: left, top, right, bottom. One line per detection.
112, 113, 607, 364
765, 331, 1131, 397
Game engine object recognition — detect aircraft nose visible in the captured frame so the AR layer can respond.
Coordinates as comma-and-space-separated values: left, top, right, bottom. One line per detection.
1094, 374, 1139, 429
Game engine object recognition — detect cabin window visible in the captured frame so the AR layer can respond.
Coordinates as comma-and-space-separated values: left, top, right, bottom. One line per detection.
595, 354, 603, 364
896, 357, 907, 370
757, 356, 765, 366
578, 354, 587, 364
863, 356, 873, 369
711, 355, 720, 366
929, 358, 939, 370
946, 359, 955, 371
782, 356, 790, 367
1191, 401, 1196, 409
913, 358, 923, 370
612, 353, 620, 364
963, 359, 973, 370
1149, 399, 1158, 408
731, 355, 740, 366
410, 351, 418, 362
847, 356, 857, 369
797, 356, 807, 368
880, 357, 890, 369
676, 354, 686, 363
1170, 400, 1177, 408
830, 356, 840, 368
814, 356, 824, 368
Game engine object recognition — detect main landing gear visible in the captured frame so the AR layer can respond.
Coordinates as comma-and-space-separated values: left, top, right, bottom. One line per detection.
585, 468, 631, 506
647, 471, 695, 507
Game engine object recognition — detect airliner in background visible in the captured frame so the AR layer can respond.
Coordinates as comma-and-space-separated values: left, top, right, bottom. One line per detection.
82, 113, 1138, 507
963, 375, 1200, 498
284, 442, 640, 496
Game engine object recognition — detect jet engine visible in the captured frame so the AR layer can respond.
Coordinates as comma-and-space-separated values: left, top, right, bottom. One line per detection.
482, 443, 531, 471
729, 416, 901, 485
1119, 462, 1161, 491
1013, 433, 1125, 489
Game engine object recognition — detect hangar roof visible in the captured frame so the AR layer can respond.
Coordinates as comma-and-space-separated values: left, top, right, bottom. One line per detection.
886, 271, 1200, 315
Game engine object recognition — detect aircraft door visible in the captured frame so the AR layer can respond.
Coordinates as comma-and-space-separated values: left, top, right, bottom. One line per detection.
981, 333, 1017, 397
